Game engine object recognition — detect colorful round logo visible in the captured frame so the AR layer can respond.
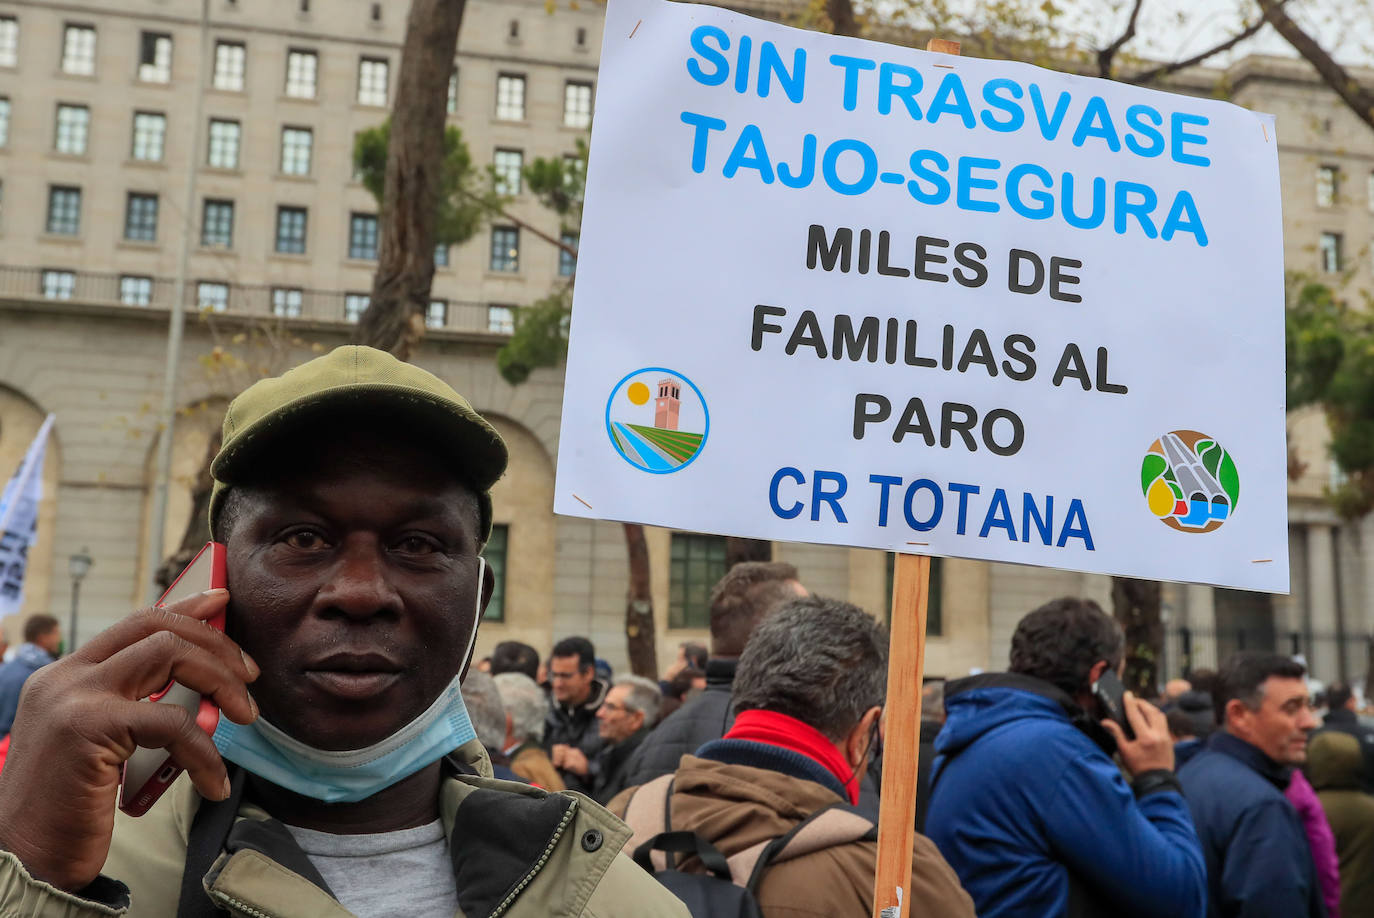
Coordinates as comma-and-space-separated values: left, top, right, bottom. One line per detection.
605, 368, 709, 474
1141, 430, 1239, 533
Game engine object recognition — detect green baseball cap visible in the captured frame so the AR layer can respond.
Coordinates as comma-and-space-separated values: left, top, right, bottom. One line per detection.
209, 345, 507, 542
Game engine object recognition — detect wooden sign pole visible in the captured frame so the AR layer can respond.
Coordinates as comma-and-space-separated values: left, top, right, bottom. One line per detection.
871, 42, 961, 918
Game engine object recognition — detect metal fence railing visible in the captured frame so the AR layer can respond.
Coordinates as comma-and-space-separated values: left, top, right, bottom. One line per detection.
1163, 626, 1374, 686
0, 264, 513, 336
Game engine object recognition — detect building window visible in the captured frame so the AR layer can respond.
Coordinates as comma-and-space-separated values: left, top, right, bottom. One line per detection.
41, 269, 76, 300
669, 533, 726, 628
344, 293, 369, 323
559, 232, 578, 276
46, 186, 81, 235
576, 27, 587, 48
138, 32, 172, 83
481, 524, 508, 621
446, 68, 458, 114
212, 41, 246, 91
348, 213, 378, 259
119, 275, 153, 306
357, 57, 389, 106
490, 226, 519, 272
275, 206, 307, 254
61, 24, 96, 75
197, 281, 229, 312
0, 17, 17, 68
435, 243, 449, 267
124, 193, 159, 242
496, 74, 525, 120
0, 98, 9, 147
280, 127, 312, 175
271, 287, 303, 317
1320, 232, 1343, 273
132, 111, 166, 161
207, 119, 241, 169
487, 304, 515, 334
564, 82, 593, 128
493, 148, 523, 195
54, 104, 90, 155
885, 554, 943, 635
1316, 165, 1339, 207
284, 49, 317, 98
426, 299, 448, 329
201, 199, 234, 247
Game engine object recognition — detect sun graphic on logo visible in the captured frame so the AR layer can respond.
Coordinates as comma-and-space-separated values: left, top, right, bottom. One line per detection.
605, 368, 709, 474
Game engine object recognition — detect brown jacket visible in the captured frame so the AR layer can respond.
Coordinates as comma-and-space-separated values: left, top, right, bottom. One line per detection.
612, 754, 975, 918
510, 741, 566, 791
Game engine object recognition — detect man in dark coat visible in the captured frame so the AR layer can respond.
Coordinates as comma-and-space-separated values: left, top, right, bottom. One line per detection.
1178, 652, 1326, 918
584, 676, 660, 804
619, 562, 805, 787
0, 615, 61, 737
545, 636, 606, 794
1314, 681, 1374, 792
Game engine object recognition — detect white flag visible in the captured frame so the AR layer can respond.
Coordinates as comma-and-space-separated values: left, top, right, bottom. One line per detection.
0, 414, 55, 620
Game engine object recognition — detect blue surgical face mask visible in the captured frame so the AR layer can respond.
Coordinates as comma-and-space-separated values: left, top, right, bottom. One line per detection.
212, 559, 485, 803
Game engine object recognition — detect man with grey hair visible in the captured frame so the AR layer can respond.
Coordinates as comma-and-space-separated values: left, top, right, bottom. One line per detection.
494, 672, 564, 791
570, 675, 660, 804
459, 669, 522, 783
613, 596, 975, 916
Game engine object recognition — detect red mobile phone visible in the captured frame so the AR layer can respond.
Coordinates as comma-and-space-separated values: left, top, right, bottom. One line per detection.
117, 542, 227, 817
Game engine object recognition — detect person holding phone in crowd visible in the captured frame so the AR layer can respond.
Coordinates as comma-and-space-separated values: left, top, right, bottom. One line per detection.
924, 597, 1207, 918
0, 346, 686, 918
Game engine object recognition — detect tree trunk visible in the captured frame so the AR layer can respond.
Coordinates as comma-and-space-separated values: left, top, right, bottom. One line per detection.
353, 0, 468, 359
155, 428, 222, 591
623, 523, 657, 679
725, 537, 771, 568
1111, 576, 1163, 696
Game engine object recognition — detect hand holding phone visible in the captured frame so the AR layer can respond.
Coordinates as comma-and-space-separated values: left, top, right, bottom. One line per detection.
118, 542, 228, 816
0, 575, 254, 893
1094, 677, 1176, 776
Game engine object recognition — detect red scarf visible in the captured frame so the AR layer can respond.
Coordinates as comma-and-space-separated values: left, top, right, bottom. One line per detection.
724, 709, 860, 804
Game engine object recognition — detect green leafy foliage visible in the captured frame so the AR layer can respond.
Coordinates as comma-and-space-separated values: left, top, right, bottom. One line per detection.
1287, 278, 1374, 517
496, 142, 588, 384
353, 120, 506, 247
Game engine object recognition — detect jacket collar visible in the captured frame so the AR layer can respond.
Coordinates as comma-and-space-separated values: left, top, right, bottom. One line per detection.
695, 736, 850, 801
944, 671, 1118, 756
704, 657, 737, 689
1206, 730, 1292, 790
556, 678, 607, 717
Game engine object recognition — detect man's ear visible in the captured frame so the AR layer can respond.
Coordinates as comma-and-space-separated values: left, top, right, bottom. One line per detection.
1086, 660, 1109, 688
845, 706, 883, 771
480, 556, 496, 614
1224, 697, 1251, 730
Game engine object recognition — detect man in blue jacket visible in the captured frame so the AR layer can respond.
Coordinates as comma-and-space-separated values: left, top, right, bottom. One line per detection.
0, 615, 61, 737
1178, 653, 1325, 917
925, 598, 1207, 918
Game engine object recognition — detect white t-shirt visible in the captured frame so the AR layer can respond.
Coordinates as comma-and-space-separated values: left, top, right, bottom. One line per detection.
284, 819, 459, 918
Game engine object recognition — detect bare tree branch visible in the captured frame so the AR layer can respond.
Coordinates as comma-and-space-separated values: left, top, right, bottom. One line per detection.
1097, 0, 1146, 78
1256, 0, 1374, 131
1124, 14, 1269, 85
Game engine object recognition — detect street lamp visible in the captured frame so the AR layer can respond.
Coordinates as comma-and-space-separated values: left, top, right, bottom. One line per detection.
68, 548, 93, 654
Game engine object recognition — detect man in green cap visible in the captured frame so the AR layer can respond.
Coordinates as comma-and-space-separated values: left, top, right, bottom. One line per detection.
0, 346, 687, 918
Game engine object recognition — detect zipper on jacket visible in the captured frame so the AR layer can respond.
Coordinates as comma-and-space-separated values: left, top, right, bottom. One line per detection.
206, 889, 278, 918
487, 797, 579, 918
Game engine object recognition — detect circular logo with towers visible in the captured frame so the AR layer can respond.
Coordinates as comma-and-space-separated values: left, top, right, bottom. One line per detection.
1141, 430, 1239, 533
605, 368, 709, 474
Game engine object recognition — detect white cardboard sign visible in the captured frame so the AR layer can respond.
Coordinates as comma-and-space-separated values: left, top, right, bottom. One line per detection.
555, 0, 1289, 593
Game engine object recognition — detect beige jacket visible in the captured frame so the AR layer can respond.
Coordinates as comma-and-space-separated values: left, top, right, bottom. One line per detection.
0, 740, 687, 918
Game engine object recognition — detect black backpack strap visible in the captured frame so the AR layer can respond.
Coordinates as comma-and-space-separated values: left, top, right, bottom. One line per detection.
633, 831, 733, 880
176, 765, 247, 918
620, 774, 676, 871
744, 803, 877, 893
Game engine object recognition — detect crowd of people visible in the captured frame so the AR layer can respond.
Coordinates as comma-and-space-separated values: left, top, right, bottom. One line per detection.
0, 346, 1371, 918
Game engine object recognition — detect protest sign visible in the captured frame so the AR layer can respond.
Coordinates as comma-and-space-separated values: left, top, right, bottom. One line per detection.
554, 0, 1288, 593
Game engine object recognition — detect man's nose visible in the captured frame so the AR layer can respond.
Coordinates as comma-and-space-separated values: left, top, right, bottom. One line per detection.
1299, 706, 1318, 730
316, 538, 402, 619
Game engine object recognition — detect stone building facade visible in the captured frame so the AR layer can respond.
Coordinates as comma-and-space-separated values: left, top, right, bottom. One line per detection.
0, 0, 1371, 685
